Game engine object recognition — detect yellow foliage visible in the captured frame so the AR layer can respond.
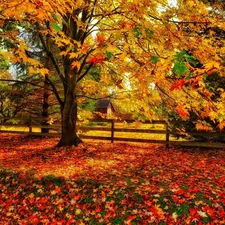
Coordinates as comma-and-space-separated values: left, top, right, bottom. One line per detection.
217, 122, 225, 130
70, 52, 79, 59
195, 121, 212, 131
0, 0, 225, 126
60, 51, 68, 56
118, 52, 128, 61
39, 68, 49, 76
71, 61, 81, 70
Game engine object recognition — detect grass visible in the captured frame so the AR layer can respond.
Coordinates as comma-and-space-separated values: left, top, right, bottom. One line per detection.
82, 123, 182, 142
0, 133, 225, 224
81, 123, 168, 140
0, 125, 33, 132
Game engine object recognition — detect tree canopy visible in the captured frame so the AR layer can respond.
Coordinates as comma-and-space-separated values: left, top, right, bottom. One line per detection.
0, 0, 225, 145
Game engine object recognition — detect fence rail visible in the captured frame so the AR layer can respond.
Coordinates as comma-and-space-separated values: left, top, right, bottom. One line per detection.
1, 117, 225, 148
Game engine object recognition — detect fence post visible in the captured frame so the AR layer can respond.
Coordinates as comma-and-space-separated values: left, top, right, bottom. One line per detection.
165, 122, 169, 148
111, 120, 114, 143
28, 117, 32, 133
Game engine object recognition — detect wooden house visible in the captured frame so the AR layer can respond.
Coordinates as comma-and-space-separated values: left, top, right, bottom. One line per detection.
95, 99, 115, 118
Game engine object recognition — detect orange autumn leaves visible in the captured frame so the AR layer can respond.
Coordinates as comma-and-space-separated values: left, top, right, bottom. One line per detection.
1, 0, 225, 128
87, 54, 105, 65
87, 34, 106, 65
0, 134, 225, 224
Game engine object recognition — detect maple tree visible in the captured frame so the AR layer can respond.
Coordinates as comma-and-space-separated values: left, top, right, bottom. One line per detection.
0, 0, 225, 146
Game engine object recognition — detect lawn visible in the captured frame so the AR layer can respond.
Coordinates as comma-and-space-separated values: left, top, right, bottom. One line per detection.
80, 122, 171, 141
0, 133, 224, 224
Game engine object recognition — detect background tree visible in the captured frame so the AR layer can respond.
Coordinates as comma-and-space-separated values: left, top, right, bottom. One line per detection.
165, 0, 225, 141
0, 19, 62, 127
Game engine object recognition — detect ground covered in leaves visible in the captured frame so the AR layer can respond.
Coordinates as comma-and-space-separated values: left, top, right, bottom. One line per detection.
0, 134, 225, 224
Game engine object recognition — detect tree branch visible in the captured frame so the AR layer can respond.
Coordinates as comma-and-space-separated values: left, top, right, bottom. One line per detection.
155, 84, 176, 102
0, 79, 47, 89
45, 76, 63, 105
37, 23, 67, 88
77, 62, 93, 83
148, 13, 211, 25
0, 78, 63, 105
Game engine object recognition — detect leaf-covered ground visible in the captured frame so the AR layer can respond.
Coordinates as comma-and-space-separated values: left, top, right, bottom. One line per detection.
0, 134, 224, 224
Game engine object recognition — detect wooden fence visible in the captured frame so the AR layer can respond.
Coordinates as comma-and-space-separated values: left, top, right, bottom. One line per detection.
1, 117, 225, 148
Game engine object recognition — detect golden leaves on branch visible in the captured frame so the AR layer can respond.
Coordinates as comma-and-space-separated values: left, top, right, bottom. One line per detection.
0, 0, 225, 125
71, 61, 81, 70
195, 121, 212, 131
29, 67, 49, 76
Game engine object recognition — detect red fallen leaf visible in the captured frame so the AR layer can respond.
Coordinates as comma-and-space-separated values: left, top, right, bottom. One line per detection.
53, 186, 61, 193
171, 195, 180, 203
18, 206, 27, 215
143, 194, 150, 200
170, 78, 186, 91
122, 199, 128, 204
73, 194, 82, 201
175, 189, 185, 195
202, 205, 215, 217
81, 204, 88, 210
126, 215, 136, 224
95, 206, 101, 213
192, 187, 200, 193
218, 208, 225, 218
189, 208, 198, 217
150, 205, 160, 216
29, 215, 40, 224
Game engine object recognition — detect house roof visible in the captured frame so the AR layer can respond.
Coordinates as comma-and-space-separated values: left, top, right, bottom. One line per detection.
96, 99, 111, 109
96, 99, 115, 111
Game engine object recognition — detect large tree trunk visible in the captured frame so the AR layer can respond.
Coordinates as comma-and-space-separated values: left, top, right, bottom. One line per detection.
41, 33, 51, 133
41, 74, 50, 133
57, 84, 82, 147
56, 13, 85, 147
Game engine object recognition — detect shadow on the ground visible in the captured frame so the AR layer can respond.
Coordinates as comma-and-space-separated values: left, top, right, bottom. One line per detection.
0, 133, 224, 192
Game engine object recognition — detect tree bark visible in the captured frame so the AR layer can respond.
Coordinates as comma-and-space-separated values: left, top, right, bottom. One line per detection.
41, 74, 50, 133
41, 31, 51, 133
57, 77, 82, 147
